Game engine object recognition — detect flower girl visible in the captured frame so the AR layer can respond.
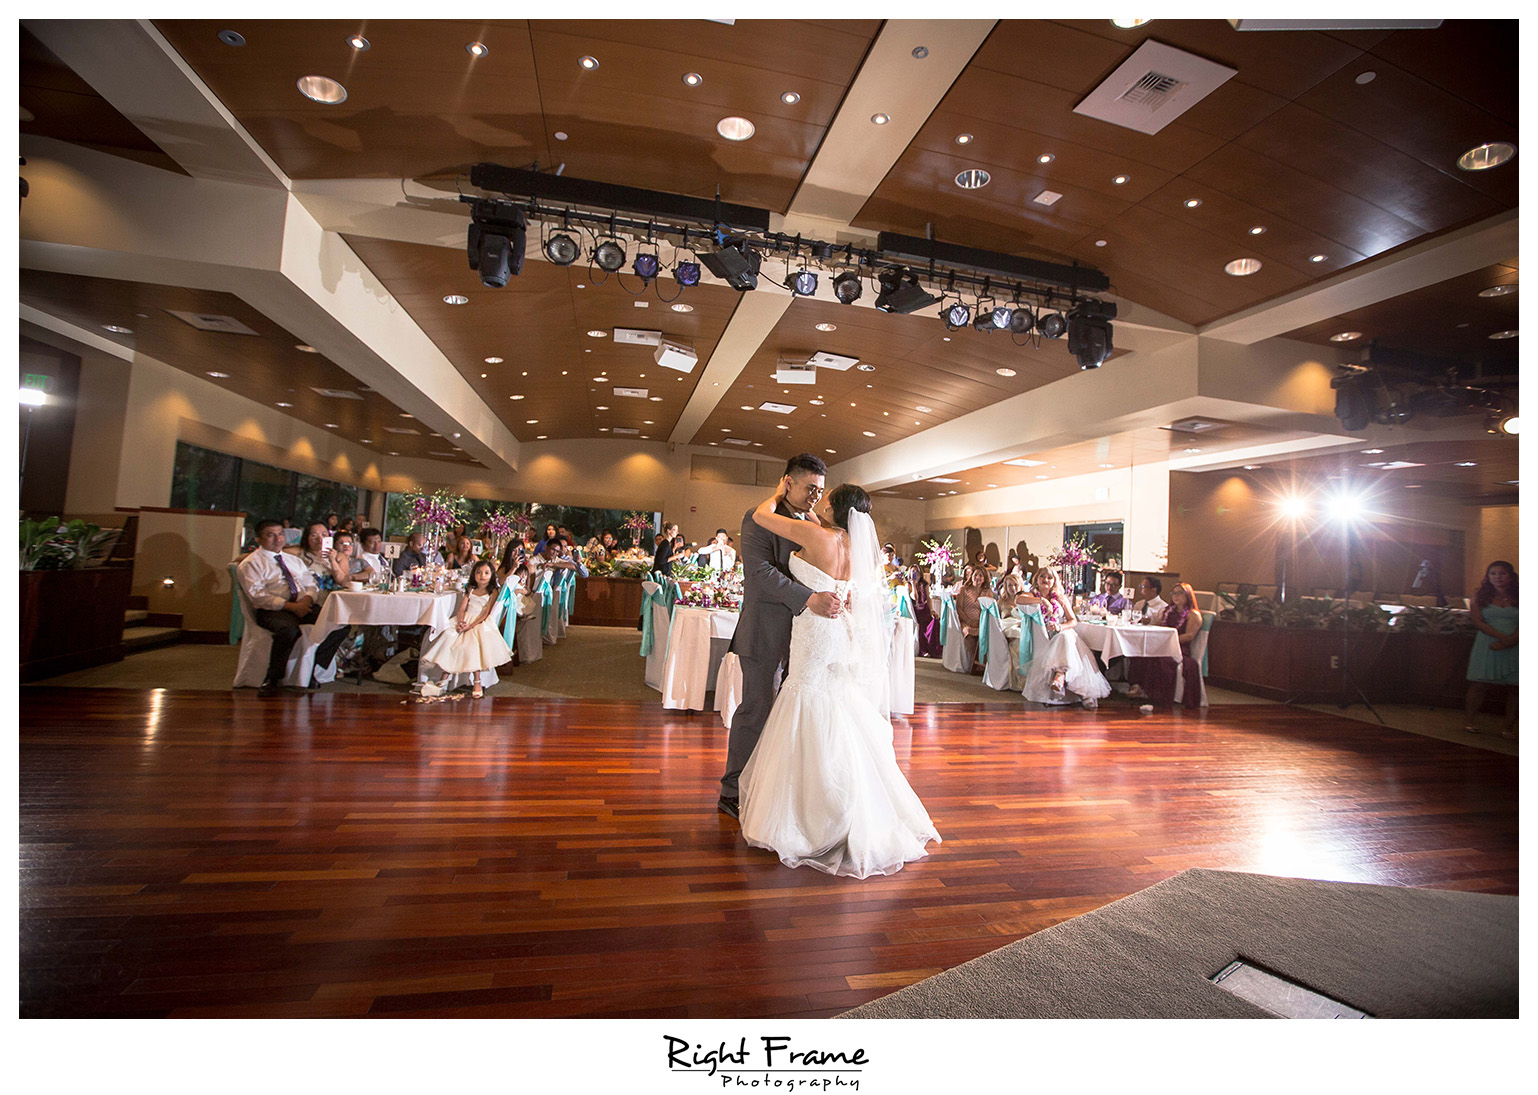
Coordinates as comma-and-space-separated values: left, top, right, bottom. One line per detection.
420, 561, 513, 698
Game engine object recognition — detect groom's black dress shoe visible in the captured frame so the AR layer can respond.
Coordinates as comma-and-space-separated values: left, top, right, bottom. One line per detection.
717, 797, 740, 820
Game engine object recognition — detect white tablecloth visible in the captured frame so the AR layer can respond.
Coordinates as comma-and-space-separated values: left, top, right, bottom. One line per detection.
311, 590, 485, 685
657, 605, 740, 710
1075, 620, 1180, 661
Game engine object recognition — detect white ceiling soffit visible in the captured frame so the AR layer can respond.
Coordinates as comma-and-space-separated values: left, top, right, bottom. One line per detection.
1074, 40, 1237, 136
1228, 19, 1442, 30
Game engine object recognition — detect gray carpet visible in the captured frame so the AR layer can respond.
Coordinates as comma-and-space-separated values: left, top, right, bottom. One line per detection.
839, 869, 1517, 1019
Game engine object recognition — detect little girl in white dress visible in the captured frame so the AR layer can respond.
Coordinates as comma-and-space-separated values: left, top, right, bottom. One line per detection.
421, 561, 513, 698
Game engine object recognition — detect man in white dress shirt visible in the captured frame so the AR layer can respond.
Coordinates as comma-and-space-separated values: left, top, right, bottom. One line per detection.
356, 528, 387, 579
237, 519, 351, 696
702, 529, 737, 572
1131, 575, 1169, 624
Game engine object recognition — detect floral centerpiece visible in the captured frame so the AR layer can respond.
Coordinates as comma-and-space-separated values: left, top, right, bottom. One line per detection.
404, 489, 467, 553
1047, 533, 1097, 597
621, 511, 654, 550
675, 564, 744, 610
477, 508, 520, 565
917, 537, 962, 580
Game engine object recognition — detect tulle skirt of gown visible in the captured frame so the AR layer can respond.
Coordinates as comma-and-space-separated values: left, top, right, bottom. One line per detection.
739, 556, 940, 879
1023, 628, 1112, 704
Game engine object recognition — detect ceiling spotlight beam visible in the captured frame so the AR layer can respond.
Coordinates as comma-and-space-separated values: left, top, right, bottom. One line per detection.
875, 231, 1110, 294
470, 163, 770, 233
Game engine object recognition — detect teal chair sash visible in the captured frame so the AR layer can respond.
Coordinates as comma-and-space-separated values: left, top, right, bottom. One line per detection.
1016, 604, 1044, 671
563, 568, 577, 616
937, 591, 956, 645
893, 588, 914, 620
663, 579, 682, 616
538, 573, 554, 632
228, 564, 244, 644
1200, 610, 1214, 676
496, 581, 518, 647
977, 599, 1001, 665
639, 584, 661, 657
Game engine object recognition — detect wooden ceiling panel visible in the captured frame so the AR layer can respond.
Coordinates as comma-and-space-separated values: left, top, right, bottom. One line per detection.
533, 19, 879, 81
1363, 21, 1517, 125
967, 20, 1132, 93
18, 270, 480, 464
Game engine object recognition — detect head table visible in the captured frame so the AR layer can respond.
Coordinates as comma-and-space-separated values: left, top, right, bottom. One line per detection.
1073, 619, 1182, 661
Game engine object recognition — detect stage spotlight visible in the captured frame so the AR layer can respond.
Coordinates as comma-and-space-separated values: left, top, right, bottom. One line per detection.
1067, 300, 1116, 369
1326, 490, 1367, 524
785, 269, 818, 296
874, 267, 940, 315
833, 271, 863, 305
1277, 495, 1310, 521
1037, 310, 1067, 339
593, 238, 627, 272
634, 252, 660, 282
1008, 305, 1036, 335
700, 237, 762, 291
974, 304, 1012, 332
1501, 414, 1520, 435
943, 301, 971, 331
466, 202, 527, 288
544, 232, 579, 266
674, 261, 701, 288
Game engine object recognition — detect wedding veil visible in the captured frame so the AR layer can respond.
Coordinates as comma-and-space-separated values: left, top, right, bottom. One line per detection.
845, 509, 894, 719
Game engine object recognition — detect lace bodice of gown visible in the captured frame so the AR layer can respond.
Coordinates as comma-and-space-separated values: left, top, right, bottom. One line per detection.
786, 554, 853, 694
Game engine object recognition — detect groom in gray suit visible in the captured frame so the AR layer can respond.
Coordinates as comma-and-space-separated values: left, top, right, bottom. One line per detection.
718, 453, 844, 819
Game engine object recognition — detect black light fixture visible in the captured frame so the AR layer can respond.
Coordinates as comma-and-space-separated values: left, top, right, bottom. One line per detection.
633, 251, 660, 282
874, 267, 939, 314
1008, 303, 1036, 335
974, 301, 1012, 332
466, 200, 527, 288
544, 232, 579, 266
592, 238, 627, 272
1037, 310, 1068, 339
700, 236, 762, 292
1066, 299, 1116, 369
785, 269, 818, 296
674, 261, 701, 287
833, 270, 863, 305
943, 299, 971, 331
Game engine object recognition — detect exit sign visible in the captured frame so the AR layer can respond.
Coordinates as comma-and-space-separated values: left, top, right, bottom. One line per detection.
21, 373, 51, 391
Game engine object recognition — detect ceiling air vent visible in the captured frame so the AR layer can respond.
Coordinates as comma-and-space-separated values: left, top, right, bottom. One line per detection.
1074, 41, 1237, 136
613, 387, 649, 399
383, 426, 420, 435
612, 426, 640, 437
1162, 417, 1225, 434
165, 310, 261, 336
722, 437, 753, 446
311, 387, 364, 400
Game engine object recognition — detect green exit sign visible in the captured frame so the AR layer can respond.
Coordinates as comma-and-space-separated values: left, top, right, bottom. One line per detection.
21, 373, 51, 391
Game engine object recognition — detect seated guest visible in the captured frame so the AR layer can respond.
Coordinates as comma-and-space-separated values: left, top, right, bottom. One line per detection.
498, 539, 527, 584
600, 530, 618, 556
326, 531, 376, 586
392, 529, 442, 576
1130, 575, 1168, 623
955, 566, 988, 673
911, 566, 942, 659
1127, 582, 1204, 708
449, 533, 477, 571
550, 541, 589, 578
1017, 567, 1111, 709
324, 512, 340, 532
973, 550, 996, 580
995, 573, 1024, 615
534, 523, 559, 556
584, 536, 607, 566
354, 513, 369, 535
1088, 570, 1129, 615
298, 522, 332, 580
356, 528, 386, 577
238, 519, 351, 697
703, 529, 737, 572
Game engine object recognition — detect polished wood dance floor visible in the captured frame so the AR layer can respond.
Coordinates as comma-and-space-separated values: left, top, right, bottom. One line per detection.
21, 689, 1518, 1018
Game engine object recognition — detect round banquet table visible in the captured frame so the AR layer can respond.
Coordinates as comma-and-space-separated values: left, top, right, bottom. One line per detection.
656, 604, 740, 711
1073, 619, 1181, 661
309, 590, 498, 687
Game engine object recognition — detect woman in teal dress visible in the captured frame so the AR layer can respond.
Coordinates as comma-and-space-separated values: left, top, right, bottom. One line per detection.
1465, 560, 1518, 738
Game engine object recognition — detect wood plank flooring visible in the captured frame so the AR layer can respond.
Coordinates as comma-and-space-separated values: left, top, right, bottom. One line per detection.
20, 689, 1518, 1018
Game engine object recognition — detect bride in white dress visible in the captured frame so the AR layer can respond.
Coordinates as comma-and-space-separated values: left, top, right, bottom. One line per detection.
738, 483, 940, 879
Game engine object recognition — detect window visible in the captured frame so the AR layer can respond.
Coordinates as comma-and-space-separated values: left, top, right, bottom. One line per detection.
169, 440, 366, 546
170, 441, 238, 511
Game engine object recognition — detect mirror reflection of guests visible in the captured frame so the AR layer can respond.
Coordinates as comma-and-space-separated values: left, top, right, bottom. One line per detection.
1465, 560, 1518, 738
1126, 582, 1204, 708
1017, 567, 1110, 709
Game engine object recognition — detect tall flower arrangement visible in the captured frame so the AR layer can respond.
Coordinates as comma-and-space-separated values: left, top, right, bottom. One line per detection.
478, 508, 517, 564
622, 511, 654, 549
404, 490, 467, 553
918, 537, 962, 581
1046, 533, 1097, 594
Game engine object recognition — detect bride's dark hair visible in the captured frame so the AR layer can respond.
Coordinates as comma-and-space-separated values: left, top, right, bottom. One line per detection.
827, 483, 871, 530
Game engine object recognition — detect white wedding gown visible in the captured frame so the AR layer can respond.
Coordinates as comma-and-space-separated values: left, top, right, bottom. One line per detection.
739, 555, 940, 878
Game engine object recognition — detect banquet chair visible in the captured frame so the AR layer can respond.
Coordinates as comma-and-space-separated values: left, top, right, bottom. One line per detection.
1193, 589, 1217, 613
1173, 611, 1213, 707
539, 572, 559, 645
643, 587, 672, 691
227, 563, 337, 689
889, 614, 916, 715
1012, 604, 1050, 693
979, 600, 1018, 691
938, 590, 971, 673
714, 651, 744, 728
549, 570, 569, 641
496, 581, 542, 666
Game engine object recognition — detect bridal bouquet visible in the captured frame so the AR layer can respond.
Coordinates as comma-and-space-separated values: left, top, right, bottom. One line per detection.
917, 537, 961, 572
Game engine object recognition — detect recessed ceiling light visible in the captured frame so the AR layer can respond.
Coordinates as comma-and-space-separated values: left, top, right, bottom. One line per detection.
1112, 174, 1129, 185
717, 116, 755, 141
1184, 447, 1202, 453
1225, 258, 1262, 277
856, 364, 875, 373
297, 75, 347, 104
643, 420, 654, 425
781, 91, 801, 105
510, 394, 524, 400
536, 435, 547, 440
102, 324, 132, 334
466, 41, 489, 58
217, 29, 246, 47
671, 303, 694, 313
862, 431, 876, 437
324, 423, 339, 428
1355, 71, 1376, 85
955, 169, 991, 189
1038, 153, 1055, 164
1036, 474, 1050, 480
1479, 284, 1516, 298
484, 356, 503, 364
1249, 225, 1267, 235
1457, 142, 1516, 171
1309, 253, 1328, 263
1362, 448, 1384, 454
996, 368, 1016, 377
443, 294, 469, 305
871, 113, 890, 125
599, 427, 609, 432
1489, 330, 1518, 339
1095, 240, 1107, 247
360, 439, 371, 444
682, 72, 702, 87
809, 399, 824, 406
942, 337, 950, 342
815, 322, 837, 332
578, 55, 599, 70
912, 45, 929, 59
399, 413, 413, 419
587, 329, 607, 337
955, 133, 974, 145
526, 419, 538, 424
346, 35, 369, 51
595, 405, 609, 411
275, 402, 292, 408
1183, 198, 1202, 209
740, 405, 754, 411
554, 131, 568, 141
825, 449, 836, 454
1111, 19, 1152, 28
649, 396, 663, 402
295, 344, 319, 353
1455, 462, 1479, 467
1330, 331, 1362, 342
915, 405, 932, 413
1243, 464, 1261, 470
206, 371, 229, 379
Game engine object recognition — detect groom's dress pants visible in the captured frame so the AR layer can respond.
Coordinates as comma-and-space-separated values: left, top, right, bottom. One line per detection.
719, 654, 785, 800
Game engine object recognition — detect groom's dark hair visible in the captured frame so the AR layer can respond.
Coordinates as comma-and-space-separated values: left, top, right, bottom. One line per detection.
827, 483, 871, 531
784, 453, 827, 479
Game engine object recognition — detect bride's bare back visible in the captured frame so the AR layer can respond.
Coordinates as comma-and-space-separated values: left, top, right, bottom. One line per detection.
751, 489, 852, 580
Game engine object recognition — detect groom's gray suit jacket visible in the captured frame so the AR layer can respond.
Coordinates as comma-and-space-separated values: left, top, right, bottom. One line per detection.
728, 501, 813, 664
